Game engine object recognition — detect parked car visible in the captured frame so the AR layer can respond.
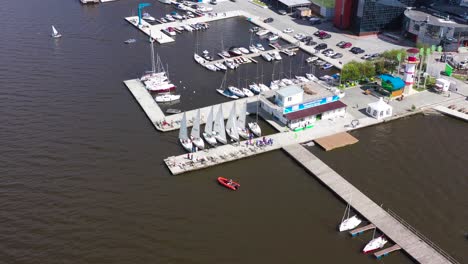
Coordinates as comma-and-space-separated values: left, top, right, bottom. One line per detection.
350, 47, 365, 54
301, 36, 313, 43
317, 31, 331, 39
361, 54, 372, 60
264, 17, 274, 23
315, 43, 327, 50
309, 17, 321, 25
278, 10, 287, 15
332, 53, 343, 59
210, 0, 217, 4
336, 41, 346, 47
371, 53, 381, 59
293, 33, 306, 40
342, 42, 352, 48
322, 48, 333, 54
306, 40, 317, 46
283, 28, 294, 33
191, 4, 199, 8
313, 30, 322, 36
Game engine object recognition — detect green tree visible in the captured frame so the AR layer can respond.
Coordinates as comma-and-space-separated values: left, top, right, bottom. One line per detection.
381, 49, 407, 73
362, 61, 376, 79
374, 59, 385, 74
342, 61, 361, 81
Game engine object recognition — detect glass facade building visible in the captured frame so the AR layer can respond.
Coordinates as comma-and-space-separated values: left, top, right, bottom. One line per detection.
350, 0, 418, 35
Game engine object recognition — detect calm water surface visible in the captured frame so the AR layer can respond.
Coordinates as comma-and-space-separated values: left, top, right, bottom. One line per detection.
0, 0, 463, 263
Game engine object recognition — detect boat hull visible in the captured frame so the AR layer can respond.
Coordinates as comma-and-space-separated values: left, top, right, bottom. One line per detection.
179, 138, 193, 152
248, 122, 261, 137
191, 138, 205, 150
203, 133, 217, 146
217, 177, 240, 190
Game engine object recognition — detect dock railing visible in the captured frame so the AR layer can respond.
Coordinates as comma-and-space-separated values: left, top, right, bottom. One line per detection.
387, 209, 460, 264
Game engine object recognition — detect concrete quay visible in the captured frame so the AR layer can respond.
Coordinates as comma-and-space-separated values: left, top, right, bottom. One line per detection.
433, 105, 468, 122
123, 78, 272, 132
283, 144, 456, 264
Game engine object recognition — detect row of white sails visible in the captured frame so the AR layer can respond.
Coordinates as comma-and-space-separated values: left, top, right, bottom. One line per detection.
178, 102, 261, 152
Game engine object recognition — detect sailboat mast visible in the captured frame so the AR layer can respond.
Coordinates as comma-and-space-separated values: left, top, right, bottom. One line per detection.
150, 38, 156, 73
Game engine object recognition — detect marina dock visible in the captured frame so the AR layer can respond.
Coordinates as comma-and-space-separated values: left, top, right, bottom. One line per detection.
349, 223, 375, 237
283, 144, 456, 264
124, 9, 343, 69
433, 105, 468, 122
374, 244, 402, 259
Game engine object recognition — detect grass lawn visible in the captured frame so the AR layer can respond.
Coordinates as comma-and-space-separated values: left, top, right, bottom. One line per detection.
252, 0, 267, 7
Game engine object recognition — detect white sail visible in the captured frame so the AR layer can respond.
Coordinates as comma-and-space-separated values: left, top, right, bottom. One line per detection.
237, 101, 247, 129
205, 106, 214, 134
214, 106, 227, 141
226, 103, 236, 131
179, 112, 188, 140
52, 25, 58, 36
191, 109, 201, 139
229, 114, 239, 140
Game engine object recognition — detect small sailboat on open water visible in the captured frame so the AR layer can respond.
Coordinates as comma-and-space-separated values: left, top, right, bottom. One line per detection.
51, 25, 62, 38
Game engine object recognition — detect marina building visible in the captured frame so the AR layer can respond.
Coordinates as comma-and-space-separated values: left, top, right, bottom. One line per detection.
261, 85, 347, 131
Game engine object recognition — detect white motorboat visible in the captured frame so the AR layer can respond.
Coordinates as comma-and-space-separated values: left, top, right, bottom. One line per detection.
306, 73, 318, 81
270, 52, 282, 60
155, 94, 181, 103
268, 34, 279, 42
214, 62, 227, 71
281, 49, 295, 56
179, 113, 193, 152
239, 47, 250, 54
213, 106, 228, 144
363, 236, 388, 254
281, 79, 294, 86
270, 80, 280, 90
162, 27, 176, 36
145, 81, 176, 93
216, 89, 239, 99
315, 60, 327, 66
226, 103, 240, 142
205, 64, 218, 71
197, 6, 213, 12
190, 109, 205, 150
283, 28, 294, 33
160, 18, 168, 23
186, 11, 195, 18
242, 88, 254, 97
248, 45, 259, 53
228, 86, 245, 97
51, 25, 62, 38
229, 47, 243, 56
220, 50, 231, 58
171, 12, 183, 20
142, 12, 156, 22
175, 26, 184, 32
237, 101, 250, 139
175, 4, 189, 11
183, 24, 193, 31
319, 75, 332, 81
203, 107, 218, 147
256, 43, 265, 51
295, 76, 309, 83
258, 83, 270, 92
248, 122, 261, 137
261, 53, 273, 62
165, 14, 176, 22
159, 0, 172, 4
256, 29, 270, 36
224, 59, 238, 70
194, 53, 206, 64
306, 56, 318, 63
202, 50, 214, 61
249, 83, 261, 94
124, 38, 136, 44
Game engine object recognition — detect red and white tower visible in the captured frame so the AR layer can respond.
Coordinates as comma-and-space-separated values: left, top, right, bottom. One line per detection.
403, 48, 420, 95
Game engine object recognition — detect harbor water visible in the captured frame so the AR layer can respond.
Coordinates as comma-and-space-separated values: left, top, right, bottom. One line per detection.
0, 0, 464, 263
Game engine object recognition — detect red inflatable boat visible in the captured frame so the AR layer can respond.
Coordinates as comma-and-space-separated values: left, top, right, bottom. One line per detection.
217, 177, 240, 191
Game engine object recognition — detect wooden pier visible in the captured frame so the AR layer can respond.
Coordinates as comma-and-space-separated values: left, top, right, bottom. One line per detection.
282, 144, 456, 264
349, 223, 375, 237
433, 105, 468, 122
374, 244, 402, 259
314, 132, 358, 151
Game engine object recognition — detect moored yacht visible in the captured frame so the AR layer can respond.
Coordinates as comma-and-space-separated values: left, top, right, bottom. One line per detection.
363, 236, 388, 254
228, 86, 245, 97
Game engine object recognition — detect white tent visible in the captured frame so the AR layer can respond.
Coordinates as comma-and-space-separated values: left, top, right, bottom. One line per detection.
366, 98, 392, 120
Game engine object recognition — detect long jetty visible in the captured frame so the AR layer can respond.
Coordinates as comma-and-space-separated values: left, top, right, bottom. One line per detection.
282, 144, 457, 264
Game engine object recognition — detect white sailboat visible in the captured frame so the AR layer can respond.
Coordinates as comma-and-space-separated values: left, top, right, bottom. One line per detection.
51, 25, 62, 38
226, 103, 239, 142
248, 95, 262, 137
190, 109, 205, 150
338, 204, 362, 232
237, 101, 250, 139
363, 232, 388, 254
179, 113, 193, 152
202, 106, 217, 146
213, 106, 227, 144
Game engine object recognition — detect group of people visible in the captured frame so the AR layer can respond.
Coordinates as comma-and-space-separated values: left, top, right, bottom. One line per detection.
245, 136, 274, 147
156, 119, 174, 128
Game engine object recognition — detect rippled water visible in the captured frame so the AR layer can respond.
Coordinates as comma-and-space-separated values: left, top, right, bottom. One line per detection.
0, 0, 464, 263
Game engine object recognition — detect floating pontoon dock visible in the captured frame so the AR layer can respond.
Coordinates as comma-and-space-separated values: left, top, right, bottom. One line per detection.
374, 244, 402, 259
349, 223, 375, 237
314, 132, 358, 151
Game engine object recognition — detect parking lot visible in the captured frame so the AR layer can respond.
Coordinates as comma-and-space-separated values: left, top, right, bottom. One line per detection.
209, 0, 412, 64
